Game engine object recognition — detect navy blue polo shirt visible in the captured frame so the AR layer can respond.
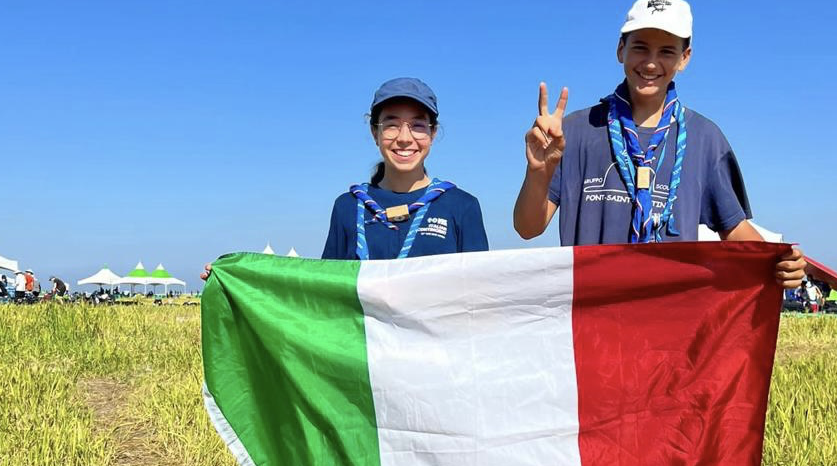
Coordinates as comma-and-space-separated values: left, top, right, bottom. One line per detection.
322, 184, 489, 260
548, 103, 752, 245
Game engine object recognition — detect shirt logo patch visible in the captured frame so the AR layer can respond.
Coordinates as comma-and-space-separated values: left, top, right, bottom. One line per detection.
419, 217, 448, 239
583, 162, 670, 208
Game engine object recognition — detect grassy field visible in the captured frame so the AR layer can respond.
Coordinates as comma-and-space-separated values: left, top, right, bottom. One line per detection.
0, 303, 834, 465
0, 302, 235, 466
764, 314, 837, 464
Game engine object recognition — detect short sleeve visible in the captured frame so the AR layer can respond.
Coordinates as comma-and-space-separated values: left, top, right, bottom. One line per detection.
700, 148, 752, 233
548, 164, 562, 207
457, 198, 489, 253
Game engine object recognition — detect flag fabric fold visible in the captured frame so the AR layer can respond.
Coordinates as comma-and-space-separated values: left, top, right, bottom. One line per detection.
202, 241, 788, 466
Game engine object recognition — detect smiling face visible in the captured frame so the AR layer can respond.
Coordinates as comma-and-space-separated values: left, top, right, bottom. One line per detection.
370, 99, 437, 179
617, 28, 692, 107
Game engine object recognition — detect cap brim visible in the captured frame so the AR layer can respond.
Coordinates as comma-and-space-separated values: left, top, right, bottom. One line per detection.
372, 93, 438, 116
620, 21, 691, 39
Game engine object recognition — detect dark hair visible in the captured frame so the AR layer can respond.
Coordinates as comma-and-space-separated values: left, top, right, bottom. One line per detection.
620, 32, 691, 51
368, 97, 438, 185
370, 163, 430, 186
371, 162, 386, 185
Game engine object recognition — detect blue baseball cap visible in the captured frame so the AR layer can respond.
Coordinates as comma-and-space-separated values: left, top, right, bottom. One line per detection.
371, 77, 438, 117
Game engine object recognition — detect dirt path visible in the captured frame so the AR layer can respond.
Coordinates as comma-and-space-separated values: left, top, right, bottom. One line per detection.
79, 378, 168, 466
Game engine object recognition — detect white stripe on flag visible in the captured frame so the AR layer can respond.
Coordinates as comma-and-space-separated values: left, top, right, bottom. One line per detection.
202, 383, 256, 466
358, 248, 580, 465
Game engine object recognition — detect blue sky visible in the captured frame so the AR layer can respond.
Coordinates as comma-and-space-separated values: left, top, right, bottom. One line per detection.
1, 1, 834, 290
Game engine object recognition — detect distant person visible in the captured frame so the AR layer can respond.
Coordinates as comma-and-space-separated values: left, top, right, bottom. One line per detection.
0, 275, 8, 298
511, 0, 805, 289
32, 273, 41, 298
50, 276, 68, 297
803, 280, 822, 313
812, 278, 830, 301
24, 270, 34, 294
795, 283, 806, 302
14, 271, 26, 303
813, 280, 826, 310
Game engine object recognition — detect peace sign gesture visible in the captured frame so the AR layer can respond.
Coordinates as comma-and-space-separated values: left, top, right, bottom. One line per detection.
525, 83, 569, 172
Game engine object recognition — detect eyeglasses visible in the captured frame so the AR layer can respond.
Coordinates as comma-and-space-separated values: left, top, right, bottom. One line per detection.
375, 120, 434, 140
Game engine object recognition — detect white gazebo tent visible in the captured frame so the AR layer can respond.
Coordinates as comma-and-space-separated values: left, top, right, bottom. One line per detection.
0, 255, 18, 272
262, 242, 276, 255
146, 263, 186, 295
286, 247, 299, 258
698, 221, 783, 243
117, 261, 151, 294
77, 266, 122, 289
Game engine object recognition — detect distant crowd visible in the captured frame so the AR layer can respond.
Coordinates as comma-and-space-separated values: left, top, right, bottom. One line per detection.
0, 271, 197, 305
785, 277, 836, 313
0, 270, 63, 304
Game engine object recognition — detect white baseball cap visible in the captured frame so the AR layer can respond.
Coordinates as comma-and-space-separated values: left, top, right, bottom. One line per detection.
621, 0, 693, 39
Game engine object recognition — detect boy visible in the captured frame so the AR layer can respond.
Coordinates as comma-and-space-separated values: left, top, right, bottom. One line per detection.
513, 0, 805, 288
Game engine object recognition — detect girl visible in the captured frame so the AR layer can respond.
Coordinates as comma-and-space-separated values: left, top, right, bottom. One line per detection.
201, 77, 488, 279
321, 77, 488, 260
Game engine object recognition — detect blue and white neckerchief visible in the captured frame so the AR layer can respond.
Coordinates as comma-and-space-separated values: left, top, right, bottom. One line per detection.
607, 80, 687, 243
350, 178, 455, 260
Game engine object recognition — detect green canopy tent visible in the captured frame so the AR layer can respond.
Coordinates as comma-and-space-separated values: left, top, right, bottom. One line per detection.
117, 261, 151, 294
147, 263, 186, 295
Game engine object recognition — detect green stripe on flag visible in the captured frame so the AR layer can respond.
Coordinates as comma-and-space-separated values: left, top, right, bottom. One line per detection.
202, 253, 381, 466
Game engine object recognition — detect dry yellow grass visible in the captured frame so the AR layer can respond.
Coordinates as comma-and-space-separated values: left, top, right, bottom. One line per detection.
0, 302, 235, 466
0, 303, 833, 465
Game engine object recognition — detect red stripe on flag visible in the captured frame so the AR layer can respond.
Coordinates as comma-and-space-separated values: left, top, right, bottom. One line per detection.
572, 241, 788, 465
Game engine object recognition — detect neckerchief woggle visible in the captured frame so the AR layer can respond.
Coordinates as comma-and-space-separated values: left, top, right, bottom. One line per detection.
607, 80, 687, 243
350, 178, 455, 260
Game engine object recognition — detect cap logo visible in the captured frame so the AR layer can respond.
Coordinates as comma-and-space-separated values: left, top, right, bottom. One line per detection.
647, 0, 671, 13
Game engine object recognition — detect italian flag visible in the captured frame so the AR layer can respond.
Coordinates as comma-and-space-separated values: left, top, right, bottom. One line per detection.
202, 242, 787, 466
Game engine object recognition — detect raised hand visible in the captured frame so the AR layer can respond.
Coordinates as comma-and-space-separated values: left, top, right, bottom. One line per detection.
525, 83, 569, 172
